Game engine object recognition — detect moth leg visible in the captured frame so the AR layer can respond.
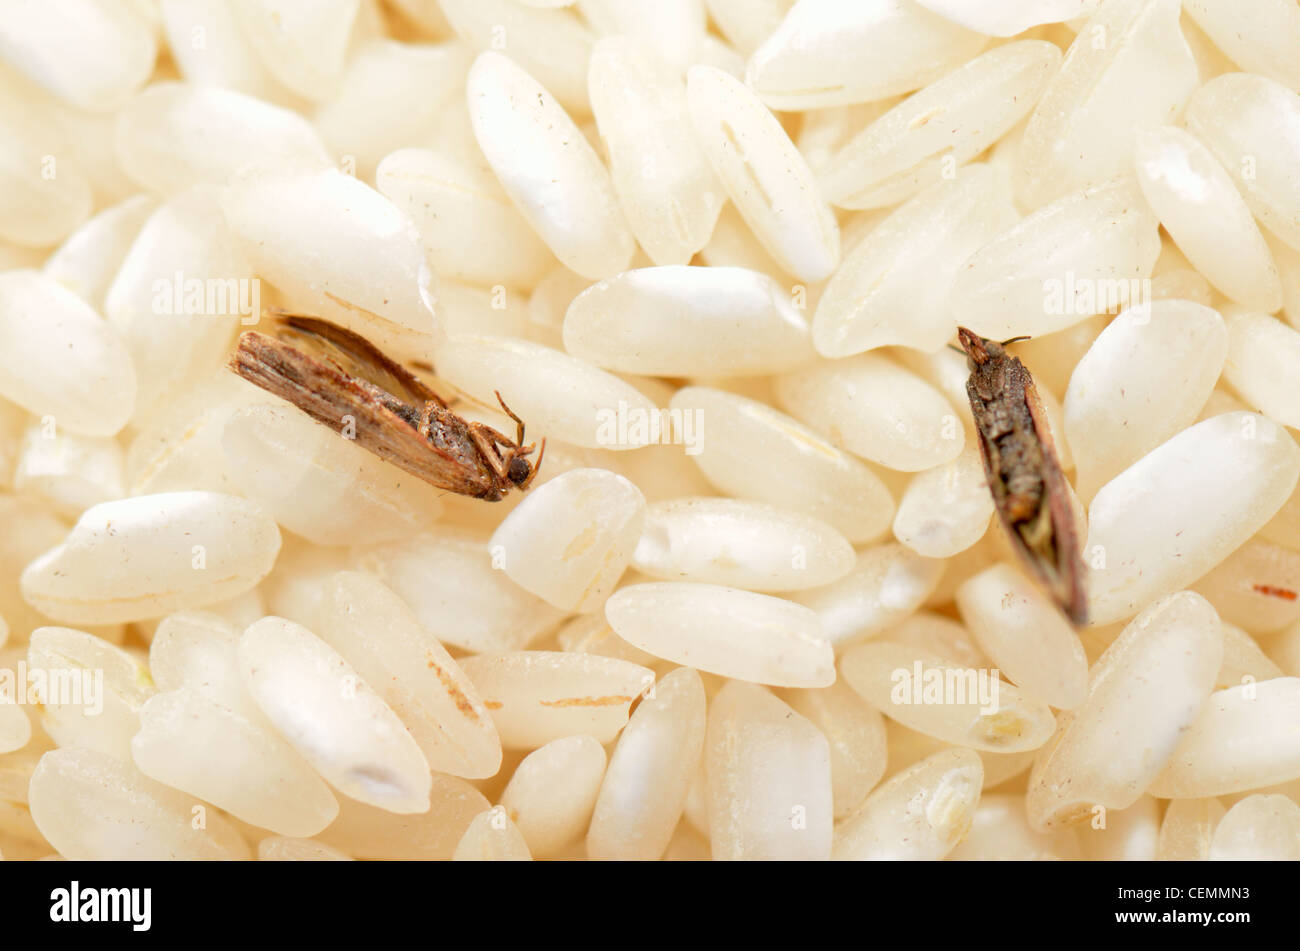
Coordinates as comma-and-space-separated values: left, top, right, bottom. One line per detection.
519, 438, 546, 489
494, 390, 526, 446
477, 423, 521, 452
468, 422, 510, 482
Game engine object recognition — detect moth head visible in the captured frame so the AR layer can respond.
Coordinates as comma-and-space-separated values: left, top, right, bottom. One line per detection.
507, 438, 545, 491
508, 456, 531, 486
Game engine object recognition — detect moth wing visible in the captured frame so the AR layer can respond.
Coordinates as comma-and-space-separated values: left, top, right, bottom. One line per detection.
1022, 377, 1088, 625
964, 378, 1008, 509
267, 313, 444, 409
231, 330, 494, 497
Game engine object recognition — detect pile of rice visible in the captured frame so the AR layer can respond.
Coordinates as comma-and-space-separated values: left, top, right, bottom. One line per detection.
0, 0, 1298, 861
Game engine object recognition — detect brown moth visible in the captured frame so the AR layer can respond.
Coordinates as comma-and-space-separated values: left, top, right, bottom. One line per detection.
957, 327, 1087, 625
230, 313, 544, 501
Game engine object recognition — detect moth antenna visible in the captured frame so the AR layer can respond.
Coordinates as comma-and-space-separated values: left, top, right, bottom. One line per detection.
1000, 335, 1033, 346
494, 389, 525, 445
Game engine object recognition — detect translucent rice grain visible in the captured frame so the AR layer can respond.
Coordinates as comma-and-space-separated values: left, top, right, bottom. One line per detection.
1084, 413, 1300, 625
704, 0, 791, 57
500, 734, 606, 857
0, 401, 26, 490
1156, 797, 1224, 861
1183, 0, 1300, 94
260, 540, 352, 633
1133, 126, 1282, 311
1149, 677, 1300, 797
608, 442, 717, 503
950, 177, 1161, 339
0, 270, 136, 436
0, 494, 67, 639
27, 625, 154, 759
316, 778, 488, 860
841, 641, 1057, 753
797, 101, 897, 177
1149, 267, 1212, 306
23, 491, 281, 625
631, 497, 854, 592
1063, 300, 1227, 499
131, 688, 340, 836
29, 748, 250, 861
1077, 795, 1159, 861
1216, 622, 1282, 689
913, 0, 1101, 35
587, 38, 724, 266
783, 678, 887, 819
452, 806, 532, 861
159, 0, 294, 105
1192, 541, 1300, 634
669, 386, 895, 544
948, 794, 1081, 860
148, 611, 261, 719
115, 82, 331, 196
821, 42, 1060, 210
457, 651, 653, 749
606, 582, 833, 687
833, 749, 983, 861
126, 372, 265, 496
686, 65, 840, 282
375, 147, 553, 290
350, 530, 564, 654
814, 167, 1018, 356
796, 542, 944, 648
313, 40, 470, 181
257, 837, 353, 861
1186, 74, 1300, 253
230, 0, 360, 102
706, 681, 832, 861
42, 194, 157, 309
467, 52, 633, 280
433, 335, 657, 450
13, 424, 124, 518
887, 611, 990, 669
0, 0, 156, 112
580, 0, 705, 75
0, 118, 93, 248
0, 691, 29, 755
892, 446, 994, 558
565, 266, 814, 376
956, 564, 1089, 709
1016, 0, 1197, 208
104, 187, 247, 424
1208, 794, 1300, 861
313, 572, 502, 779
221, 404, 444, 546
1025, 593, 1223, 829
695, 204, 790, 278
223, 162, 441, 347
776, 354, 963, 471
745, 0, 987, 110
239, 616, 432, 813
435, 282, 533, 339
1222, 310, 1300, 429
587, 667, 706, 860
490, 468, 645, 612
439, 0, 594, 114
556, 616, 656, 670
